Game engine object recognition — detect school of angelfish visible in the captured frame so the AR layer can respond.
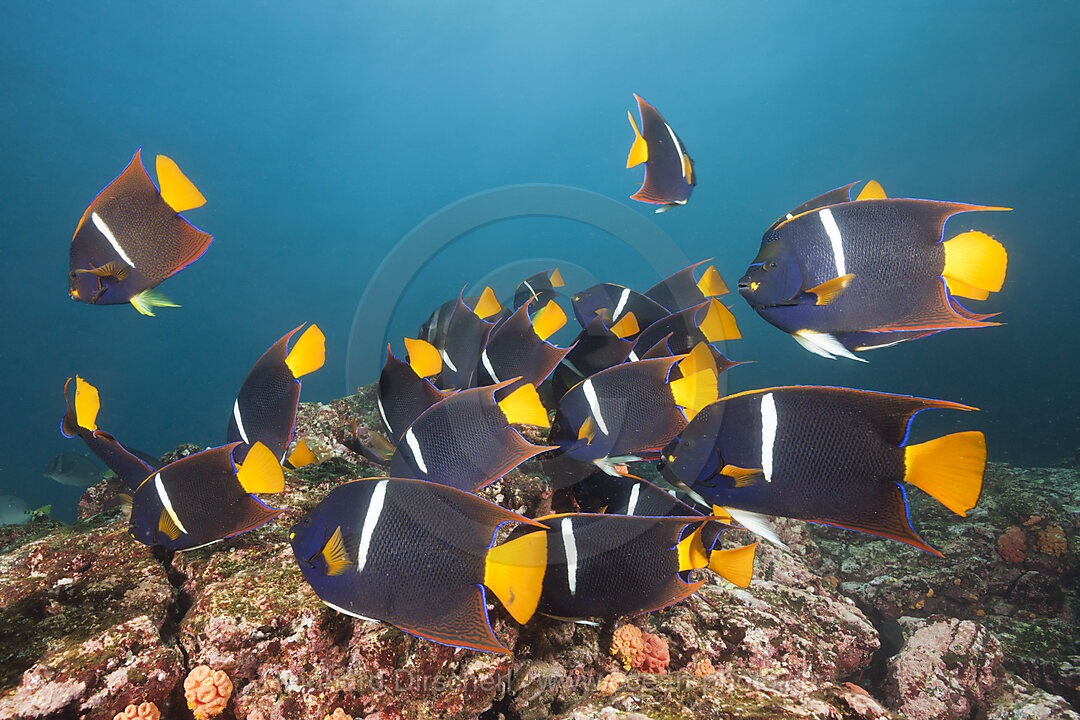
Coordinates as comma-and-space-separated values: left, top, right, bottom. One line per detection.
62, 95, 1007, 653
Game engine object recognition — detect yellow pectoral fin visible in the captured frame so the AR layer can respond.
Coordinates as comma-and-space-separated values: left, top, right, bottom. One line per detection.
578, 416, 596, 444
155, 155, 206, 212
808, 273, 854, 306
403, 337, 442, 378
498, 383, 549, 427
285, 324, 326, 378
610, 311, 639, 339
720, 465, 763, 487
474, 286, 503, 319
76, 262, 130, 281
676, 526, 710, 571
485, 530, 547, 624
532, 300, 567, 341
626, 111, 648, 168
699, 299, 741, 341
904, 431, 986, 516
696, 265, 729, 297
708, 542, 758, 587
74, 376, 100, 432
855, 179, 886, 201
321, 526, 354, 576
237, 442, 285, 494
130, 288, 180, 316
158, 508, 183, 541
682, 153, 693, 184
287, 439, 317, 468
943, 231, 1007, 295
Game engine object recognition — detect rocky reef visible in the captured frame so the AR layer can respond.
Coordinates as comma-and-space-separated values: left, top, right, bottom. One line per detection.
1, 387, 1077, 719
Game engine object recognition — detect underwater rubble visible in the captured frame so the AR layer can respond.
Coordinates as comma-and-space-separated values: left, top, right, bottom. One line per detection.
0, 389, 1077, 720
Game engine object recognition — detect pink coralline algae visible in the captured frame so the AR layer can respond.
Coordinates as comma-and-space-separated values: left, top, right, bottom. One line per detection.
997, 526, 1026, 563
324, 709, 353, 720
636, 632, 670, 674
184, 665, 233, 719
112, 702, 161, 720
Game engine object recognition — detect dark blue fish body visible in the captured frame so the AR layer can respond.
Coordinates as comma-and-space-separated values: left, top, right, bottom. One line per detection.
571, 283, 667, 332
549, 316, 634, 401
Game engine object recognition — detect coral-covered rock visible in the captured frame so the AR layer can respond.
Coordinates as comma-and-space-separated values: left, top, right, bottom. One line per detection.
610, 625, 644, 670
636, 633, 669, 674
184, 665, 233, 719
112, 701, 161, 720
997, 525, 1027, 563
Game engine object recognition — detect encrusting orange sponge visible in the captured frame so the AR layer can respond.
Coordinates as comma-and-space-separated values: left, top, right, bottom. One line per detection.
184, 665, 233, 719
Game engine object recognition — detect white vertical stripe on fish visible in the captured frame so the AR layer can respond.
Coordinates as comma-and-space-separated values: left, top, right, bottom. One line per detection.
582, 378, 609, 436
154, 473, 188, 534
612, 288, 631, 321
819, 208, 846, 277
232, 400, 250, 444
355, 479, 388, 574
760, 392, 777, 483
404, 427, 428, 474
561, 517, 579, 596
92, 212, 136, 268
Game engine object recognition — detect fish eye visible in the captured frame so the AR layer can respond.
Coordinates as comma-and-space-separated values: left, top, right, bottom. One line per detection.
763, 262, 777, 272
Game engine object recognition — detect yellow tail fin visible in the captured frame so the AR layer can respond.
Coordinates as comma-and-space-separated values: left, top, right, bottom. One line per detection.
855, 179, 886, 201
676, 526, 710, 571
474, 286, 503, 319
549, 268, 565, 288
403, 337, 442, 378
696, 265, 729, 297
699, 300, 741, 341
287, 439, 317, 468
943, 231, 1007, 298
904, 431, 986, 516
285, 324, 326, 378
532, 300, 567, 341
626, 111, 648, 168
709, 542, 758, 587
237, 442, 285, 494
485, 530, 547, 624
669, 368, 718, 422
678, 342, 716, 378
156, 155, 206, 212
74, 376, 100, 432
498, 383, 549, 427
610, 311, 639, 338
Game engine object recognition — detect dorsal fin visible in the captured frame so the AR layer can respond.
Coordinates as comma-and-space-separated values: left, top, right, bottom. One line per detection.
855, 180, 886, 201
155, 155, 206, 212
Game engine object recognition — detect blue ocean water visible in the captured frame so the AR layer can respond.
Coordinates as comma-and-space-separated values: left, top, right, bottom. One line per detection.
1, 2, 1076, 522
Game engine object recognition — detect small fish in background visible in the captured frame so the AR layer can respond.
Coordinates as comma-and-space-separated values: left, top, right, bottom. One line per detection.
43, 451, 105, 487
626, 94, 695, 212
513, 268, 564, 313
550, 343, 719, 476
549, 313, 638, 402
571, 282, 669, 332
630, 298, 741, 359
739, 181, 1009, 359
129, 441, 284, 552
389, 380, 552, 491
658, 386, 987, 555
290, 477, 549, 653
420, 288, 504, 390
523, 512, 755, 622
0, 495, 31, 526
60, 376, 161, 492
476, 300, 573, 390
644, 259, 730, 314
227, 324, 325, 465
68, 149, 212, 316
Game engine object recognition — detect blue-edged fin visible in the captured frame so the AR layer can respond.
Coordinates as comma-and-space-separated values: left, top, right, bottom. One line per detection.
904, 431, 986, 516
697, 265, 729, 297
626, 111, 648, 168
942, 231, 1007, 301
698, 299, 741, 341
285, 324, 326, 378
855, 179, 886, 201
286, 438, 317, 469
130, 288, 180, 316
321, 526, 354, 576
708, 542, 757, 587
236, 441, 285, 494
403, 337, 442, 378
474, 286, 503, 320
532, 300, 567, 341
484, 530, 547, 624
75, 376, 100, 432
156, 155, 206, 212
498, 383, 549, 427
808, 273, 855, 306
